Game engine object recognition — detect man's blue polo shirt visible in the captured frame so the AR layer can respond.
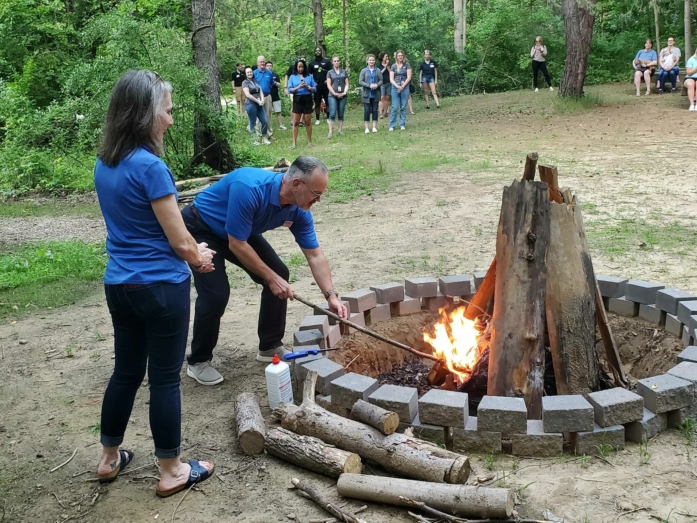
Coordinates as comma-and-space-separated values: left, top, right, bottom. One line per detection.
253, 68, 274, 95
192, 167, 320, 250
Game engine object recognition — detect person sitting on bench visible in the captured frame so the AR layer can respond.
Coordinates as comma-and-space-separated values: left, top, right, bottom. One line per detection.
657, 37, 681, 94
633, 39, 658, 96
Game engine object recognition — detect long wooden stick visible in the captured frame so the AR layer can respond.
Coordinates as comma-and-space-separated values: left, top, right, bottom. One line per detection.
291, 477, 369, 523
293, 295, 439, 362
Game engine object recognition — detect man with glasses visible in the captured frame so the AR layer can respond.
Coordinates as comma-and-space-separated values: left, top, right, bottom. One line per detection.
180, 156, 348, 385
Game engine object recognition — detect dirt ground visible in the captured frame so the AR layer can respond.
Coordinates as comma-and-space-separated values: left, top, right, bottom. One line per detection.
2, 84, 697, 523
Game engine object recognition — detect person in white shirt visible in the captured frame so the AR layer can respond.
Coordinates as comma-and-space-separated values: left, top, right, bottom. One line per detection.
657, 37, 681, 94
530, 36, 553, 92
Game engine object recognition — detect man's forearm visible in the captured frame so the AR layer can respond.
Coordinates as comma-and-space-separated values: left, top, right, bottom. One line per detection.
304, 248, 335, 294
229, 239, 278, 282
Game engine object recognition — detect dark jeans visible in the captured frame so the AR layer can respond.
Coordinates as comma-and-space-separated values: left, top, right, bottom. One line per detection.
532, 60, 552, 88
363, 98, 379, 122
181, 205, 289, 362
657, 67, 679, 89
100, 279, 191, 458
314, 86, 329, 116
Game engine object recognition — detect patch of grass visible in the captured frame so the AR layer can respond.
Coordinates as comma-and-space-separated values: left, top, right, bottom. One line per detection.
88, 422, 101, 434
284, 252, 307, 283
516, 482, 535, 502
679, 417, 697, 444
0, 200, 101, 218
0, 241, 107, 317
639, 437, 652, 465
482, 453, 497, 471
586, 218, 697, 258
553, 93, 605, 114
327, 162, 395, 203
595, 443, 615, 458
577, 454, 592, 468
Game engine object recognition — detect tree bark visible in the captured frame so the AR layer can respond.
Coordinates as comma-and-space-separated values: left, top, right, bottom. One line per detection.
312, 0, 326, 54
191, 0, 236, 172
342, 0, 349, 71
487, 180, 550, 419
454, 0, 465, 53
559, 0, 597, 98
276, 371, 471, 484
545, 194, 600, 395
265, 427, 362, 478
336, 474, 513, 518
686, 0, 692, 61
651, 0, 660, 50
350, 399, 400, 435
235, 392, 266, 454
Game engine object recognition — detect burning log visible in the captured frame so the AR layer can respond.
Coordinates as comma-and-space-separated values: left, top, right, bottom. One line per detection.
488, 179, 550, 419
350, 399, 400, 435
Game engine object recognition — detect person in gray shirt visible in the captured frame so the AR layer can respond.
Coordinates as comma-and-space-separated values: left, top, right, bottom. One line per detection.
388, 50, 412, 131
359, 54, 383, 133
326, 56, 349, 138
530, 36, 553, 92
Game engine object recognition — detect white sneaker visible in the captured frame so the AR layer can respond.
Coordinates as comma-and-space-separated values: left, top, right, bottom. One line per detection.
252, 140, 260, 146
372, 127, 378, 133
262, 138, 271, 145
315, 119, 320, 125
389, 127, 394, 132
690, 105, 696, 111
327, 132, 333, 138
400, 126, 405, 131
549, 86, 554, 91
279, 125, 288, 130
187, 362, 224, 386
535, 88, 539, 93
365, 128, 370, 134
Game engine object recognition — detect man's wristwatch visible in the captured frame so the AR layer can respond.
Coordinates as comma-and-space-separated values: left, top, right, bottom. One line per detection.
323, 289, 338, 300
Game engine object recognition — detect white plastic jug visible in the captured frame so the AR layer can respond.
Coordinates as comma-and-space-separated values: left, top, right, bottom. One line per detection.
265, 354, 294, 409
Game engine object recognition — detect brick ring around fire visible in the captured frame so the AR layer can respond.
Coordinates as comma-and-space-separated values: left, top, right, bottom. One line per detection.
289, 275, 697, 458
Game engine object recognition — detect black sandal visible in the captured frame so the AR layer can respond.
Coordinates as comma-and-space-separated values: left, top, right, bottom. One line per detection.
155, 460, 215, 498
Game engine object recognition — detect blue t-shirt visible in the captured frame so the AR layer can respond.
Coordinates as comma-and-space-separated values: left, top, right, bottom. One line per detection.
253, 68, 274, 95
688, 56, 697, 78
634, 49, 657, 62
193, 167, 320, 250
94, 148, 189, 285
287, 74, 317, 96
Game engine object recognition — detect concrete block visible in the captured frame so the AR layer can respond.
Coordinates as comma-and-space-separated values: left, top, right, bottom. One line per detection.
665, 314, 683, 337
473, 271, 488, 290
587, 388, 644, 427
390, 296, 422, 316
512, 420, 563, 458
667, 404, 697, 428
638, 304, 666, 326
341, 289, 377, 313
369, 282, 405, 304
299, 315, 330, 337
571, 424, 625, 455
330, 372, 379, 409
326, 324, 341, 348
677, 300, 697, 327
625, 280, 665, 305
656, 288, 695, 315
316, 394, 350, 417
452, 417, 502, 454
603, 296, 610, 310
477, 396, 527, 434
368, 384, 418, 423
404, 277, 438, 298
418, 389, 469, 428
667, 361, 697, 384
341, 311, 365, 335
291, 351, 323, 404
299, 358, 345, 395
683, 326, 694, 348
439, 275, 472, 297
608, 297, 639, 317
636, 374, 695, 413
314, 300, 349, 325
422, 291, 448, 312
625, 408, 667, 443
597, 275, 628, 299
677, 346, 697, 364
294, 329, 326, 349
542, 395, 594, 433
365, 303, 391, 325
399, 414, 446, 446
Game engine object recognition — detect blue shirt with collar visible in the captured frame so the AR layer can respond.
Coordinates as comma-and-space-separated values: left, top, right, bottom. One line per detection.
192, 167, 320, 250
635, 49, 657, 62
253, 68, 274, 95
94, 147, 189, 285
287, 74, 317, 96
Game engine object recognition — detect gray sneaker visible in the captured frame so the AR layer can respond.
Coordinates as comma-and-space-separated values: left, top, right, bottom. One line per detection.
187, 361, 224, 385
256, 346, 291, 362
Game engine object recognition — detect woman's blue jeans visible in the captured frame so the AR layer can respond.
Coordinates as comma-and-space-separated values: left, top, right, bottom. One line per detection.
390, 86, 409, 128
246, 102, 268, 137
328, 96, 347, 122
657, 67, 679, 90
100, 279, 191, 458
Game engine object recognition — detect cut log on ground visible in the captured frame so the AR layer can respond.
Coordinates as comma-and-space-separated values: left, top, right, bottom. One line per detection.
235, 392, 266, 454
350, 399, 399, 435
545, 193, 600, 394
488, 179, 550, 419
276, 372, 470, 484
336, 473, 513, 518
265, 427, 362, 478
291, 477, 368, 523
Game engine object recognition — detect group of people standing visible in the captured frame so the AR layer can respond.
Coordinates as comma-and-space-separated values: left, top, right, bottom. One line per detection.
232, 48, 442, 147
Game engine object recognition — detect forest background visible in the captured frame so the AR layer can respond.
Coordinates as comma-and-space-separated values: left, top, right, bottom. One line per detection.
0, 0, 689, 195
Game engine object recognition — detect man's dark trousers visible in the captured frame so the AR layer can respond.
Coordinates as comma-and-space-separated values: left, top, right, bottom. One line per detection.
182, 205, 289, 364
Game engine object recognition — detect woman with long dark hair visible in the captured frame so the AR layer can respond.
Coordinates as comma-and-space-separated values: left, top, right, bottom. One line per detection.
287, 59, 317, 148
94, 69, 215, 496
378, 52, 391, 119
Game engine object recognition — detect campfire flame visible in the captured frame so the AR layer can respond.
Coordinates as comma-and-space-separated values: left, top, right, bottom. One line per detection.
423, 307, 482, 382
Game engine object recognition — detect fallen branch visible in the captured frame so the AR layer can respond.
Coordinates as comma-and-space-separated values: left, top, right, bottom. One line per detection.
407, 512, 433, 523
401, 497, 465, 522
291, 477, 369, 523
171, 483, 196, 523
615, 508, 651, 523
50, 448, 77, 473
51, 492, 66, 508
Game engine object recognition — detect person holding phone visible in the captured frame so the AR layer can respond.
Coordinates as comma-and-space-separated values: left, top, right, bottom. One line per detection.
287, 59, 317, 148
530, 36, 553, 92
326, 56, 349, 138
378, 52, 391, 119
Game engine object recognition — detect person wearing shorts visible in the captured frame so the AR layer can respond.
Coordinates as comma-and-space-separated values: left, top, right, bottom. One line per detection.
633, 39, 658, 96
287, 59, 317, 148
266, 61, 287, 130
419, 50, 440, 108
232, 62, 246, 118
378, 52, 391, 118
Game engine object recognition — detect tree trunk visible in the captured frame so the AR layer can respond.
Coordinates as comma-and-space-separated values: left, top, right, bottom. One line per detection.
191, 0, 236, 172
559, 0, 597, 98
487, 180, 550, 419
652, 0, 660, 50
686, 0, 692, 61
342, 0, 349, 71
336, 474, 513, 518
265, 427, 362, 478
545, 194, 600, 395
312, 0, 326, 54
454, 0, 465, 53
350, 399, 400, 435
235, 392, 266, 454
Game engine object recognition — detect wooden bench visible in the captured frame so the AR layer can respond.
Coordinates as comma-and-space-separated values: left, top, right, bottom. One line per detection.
648, 67, 687, 94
